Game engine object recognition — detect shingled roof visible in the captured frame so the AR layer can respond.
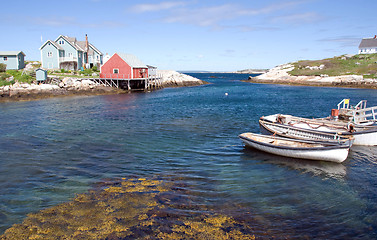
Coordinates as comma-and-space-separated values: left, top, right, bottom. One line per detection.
359, 38, 377, 49
117, 53, 147, 68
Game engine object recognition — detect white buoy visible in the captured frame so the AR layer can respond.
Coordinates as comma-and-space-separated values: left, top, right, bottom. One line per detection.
225, 92, 228, 96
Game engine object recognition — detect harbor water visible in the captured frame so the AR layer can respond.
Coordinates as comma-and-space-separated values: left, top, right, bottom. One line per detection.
0, 73, 377, 239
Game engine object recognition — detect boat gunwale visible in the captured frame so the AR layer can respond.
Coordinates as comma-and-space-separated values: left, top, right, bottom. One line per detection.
261, 115, 377, 135
239, 133, 350, 151
259, 119, 353, 145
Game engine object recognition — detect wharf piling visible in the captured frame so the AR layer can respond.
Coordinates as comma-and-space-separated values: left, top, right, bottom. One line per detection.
89, 75, 163, 91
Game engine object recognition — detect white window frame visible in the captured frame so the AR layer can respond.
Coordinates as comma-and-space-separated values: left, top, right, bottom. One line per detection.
113, 68, 119, 74
47, 52, 53, 58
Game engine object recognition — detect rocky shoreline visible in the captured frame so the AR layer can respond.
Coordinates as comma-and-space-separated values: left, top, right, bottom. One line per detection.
0, 70, 207, 102
158, 70, 209, 88
246, 64, 377, 89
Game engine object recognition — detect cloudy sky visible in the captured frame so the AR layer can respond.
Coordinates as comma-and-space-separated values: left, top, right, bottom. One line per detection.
2, 0, 376, 71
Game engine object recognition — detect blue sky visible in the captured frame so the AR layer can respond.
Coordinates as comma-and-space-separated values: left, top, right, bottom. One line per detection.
2, 0, 376, 71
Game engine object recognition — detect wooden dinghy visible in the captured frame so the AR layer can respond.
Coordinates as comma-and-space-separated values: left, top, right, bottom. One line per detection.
239, 132, 350, 163
261, 114, 377, 146
259, 119, 354, 146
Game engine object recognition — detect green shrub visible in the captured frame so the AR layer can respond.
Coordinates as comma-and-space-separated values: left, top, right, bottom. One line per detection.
92, 65, 98, 72
82, 69, 92, 76
0, 63, 6, 72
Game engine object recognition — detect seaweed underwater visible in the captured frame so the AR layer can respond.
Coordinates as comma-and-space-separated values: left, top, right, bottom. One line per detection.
0, 176, 261, 239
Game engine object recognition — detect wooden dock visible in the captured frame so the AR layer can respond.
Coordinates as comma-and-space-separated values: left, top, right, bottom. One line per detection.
89, 76, 163, 91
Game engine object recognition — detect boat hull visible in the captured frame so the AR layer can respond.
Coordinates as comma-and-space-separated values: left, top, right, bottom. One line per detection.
239, 133, 349, 163
261, 114, 377, 146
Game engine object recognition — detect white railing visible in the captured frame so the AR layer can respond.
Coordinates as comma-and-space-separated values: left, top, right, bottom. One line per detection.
337, 99, 350, 110
60, 57, 77, 62
337, 99, 376, 123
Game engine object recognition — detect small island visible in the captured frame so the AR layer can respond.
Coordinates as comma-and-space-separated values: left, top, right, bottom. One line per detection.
246, 53, 377, 88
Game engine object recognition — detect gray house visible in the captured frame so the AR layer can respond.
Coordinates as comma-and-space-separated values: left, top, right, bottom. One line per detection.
36, 68, 47, 82
40, 35, 103, 70
0, 51, 26, 70
358, 36, 377, 54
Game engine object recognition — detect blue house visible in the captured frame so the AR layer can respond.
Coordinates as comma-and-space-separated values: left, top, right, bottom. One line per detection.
40, 35, 103, 70
0, 51, 26, 70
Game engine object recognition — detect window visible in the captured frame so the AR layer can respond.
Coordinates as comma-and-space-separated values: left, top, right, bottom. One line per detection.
3, 56, 7, 61
47, 52, 53, 57
68, 53, 73, 58
113, 69, 119, 74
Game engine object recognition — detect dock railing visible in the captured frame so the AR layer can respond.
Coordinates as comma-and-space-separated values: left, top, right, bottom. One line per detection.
337, 99, 376, 124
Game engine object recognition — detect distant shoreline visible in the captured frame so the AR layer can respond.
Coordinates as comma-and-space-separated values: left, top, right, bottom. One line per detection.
244, 64, 377, 89
0, 71, 208, 103
243, 77, 377, 89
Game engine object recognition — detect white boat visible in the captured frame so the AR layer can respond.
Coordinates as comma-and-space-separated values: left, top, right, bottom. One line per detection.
261, 114, 377, 146
259, 119, 353, 145
239, 132, 350, 163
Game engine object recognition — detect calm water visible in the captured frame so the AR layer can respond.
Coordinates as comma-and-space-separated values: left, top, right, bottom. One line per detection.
1, 73, 377, 238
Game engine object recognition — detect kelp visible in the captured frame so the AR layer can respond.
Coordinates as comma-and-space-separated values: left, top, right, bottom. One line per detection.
1, 177, 256, 239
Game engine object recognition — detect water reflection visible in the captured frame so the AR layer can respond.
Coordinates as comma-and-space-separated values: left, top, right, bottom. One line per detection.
241, 148, 347, 180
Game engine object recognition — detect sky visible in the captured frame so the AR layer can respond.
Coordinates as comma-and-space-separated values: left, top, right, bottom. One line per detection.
2, 0, 377, 71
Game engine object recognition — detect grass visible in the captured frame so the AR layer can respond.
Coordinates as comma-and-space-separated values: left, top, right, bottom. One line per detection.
0, 61, 100, 87
0, 70, 34, 87
288, 54, 377, 78
49, 67, 100, 78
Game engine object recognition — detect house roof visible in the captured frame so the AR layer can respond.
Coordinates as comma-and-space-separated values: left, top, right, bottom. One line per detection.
77, 42, 103, 55
54, 35, 102, 55
40, 40, 64, 50
54, 35, 84, 52
117, 53, 147, 68
76, 41, 102, 55
0, 51, 26, 56
359, 38, 377, 49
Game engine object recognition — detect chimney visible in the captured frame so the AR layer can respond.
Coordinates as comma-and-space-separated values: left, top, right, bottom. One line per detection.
85, 34, 89, 65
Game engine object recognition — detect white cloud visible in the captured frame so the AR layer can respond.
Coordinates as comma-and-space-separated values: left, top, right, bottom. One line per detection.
32, 16, 77, 27
160, 1, 316, 28
271, 12, 324, 24
130, 1, 187, 13
30, 16, 125, 29
318, 36, 361, 47
127, 0, 323, 31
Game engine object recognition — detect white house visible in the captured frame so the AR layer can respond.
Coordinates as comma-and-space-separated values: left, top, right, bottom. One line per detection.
358, 36, 377, 54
